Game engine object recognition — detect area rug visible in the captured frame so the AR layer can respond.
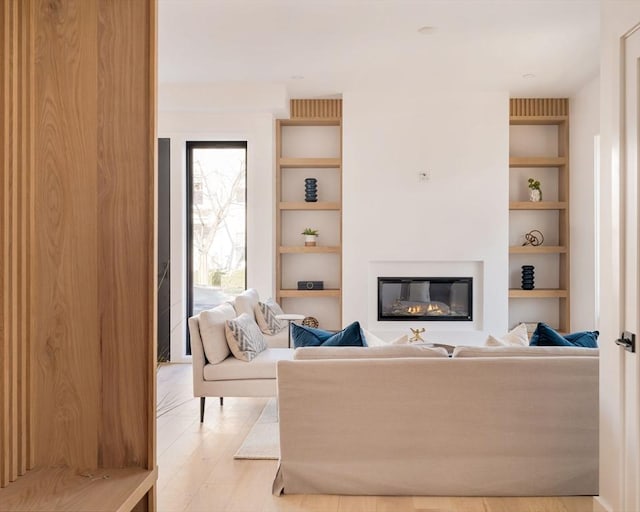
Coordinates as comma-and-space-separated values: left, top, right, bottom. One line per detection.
233, 398, 280, 460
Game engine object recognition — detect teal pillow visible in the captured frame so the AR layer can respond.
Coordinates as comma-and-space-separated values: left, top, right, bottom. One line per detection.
290, 323, 333, 348
529, 322, 599, 348
292, 321, 367, 348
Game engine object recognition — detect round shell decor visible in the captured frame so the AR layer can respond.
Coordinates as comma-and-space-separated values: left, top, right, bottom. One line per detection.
302, 316, 319, 328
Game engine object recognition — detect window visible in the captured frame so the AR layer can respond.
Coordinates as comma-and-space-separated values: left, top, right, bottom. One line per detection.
186, 142, 247, 344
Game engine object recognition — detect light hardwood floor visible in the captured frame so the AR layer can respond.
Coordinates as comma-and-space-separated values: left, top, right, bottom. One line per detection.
157, 363, 594, 512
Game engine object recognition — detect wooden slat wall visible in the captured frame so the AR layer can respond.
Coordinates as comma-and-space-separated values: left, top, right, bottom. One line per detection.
290, 98, 342, 119
1, 0, 156, 504
509, 98, 569, 117
1, 0, 35, 489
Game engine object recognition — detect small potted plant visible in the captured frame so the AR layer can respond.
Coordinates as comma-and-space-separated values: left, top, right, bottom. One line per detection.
301, 228, 318, 247
528, 178, 542, 202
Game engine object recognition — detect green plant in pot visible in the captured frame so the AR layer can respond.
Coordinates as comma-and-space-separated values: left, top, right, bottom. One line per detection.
302, 228, 318, 247
528, 178, 542, 202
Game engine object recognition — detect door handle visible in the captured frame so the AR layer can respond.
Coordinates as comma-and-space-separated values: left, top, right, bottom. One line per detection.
615, 331, 636, 353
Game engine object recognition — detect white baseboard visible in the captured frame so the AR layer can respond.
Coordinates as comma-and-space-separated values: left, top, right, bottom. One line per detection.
593, 496, 613, 512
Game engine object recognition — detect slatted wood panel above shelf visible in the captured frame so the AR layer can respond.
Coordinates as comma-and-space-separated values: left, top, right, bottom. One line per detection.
278, 289, 342, 298
278, 157, 341, 168
509, 201, 568, 210
279, 202, 341, 211
509, 157, 566, 167
509, 246, 567, 254
279, 246, 341, 254
509, 289, 568, 298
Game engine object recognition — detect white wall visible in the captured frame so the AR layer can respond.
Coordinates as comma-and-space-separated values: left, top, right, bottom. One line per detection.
342, 90, 509, 344
570, 75, 600, 332
159, 105, 282, 361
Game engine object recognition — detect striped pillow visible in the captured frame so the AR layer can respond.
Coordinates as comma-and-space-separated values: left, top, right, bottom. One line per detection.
255, 298, 285, 335
225, 313, 268, 362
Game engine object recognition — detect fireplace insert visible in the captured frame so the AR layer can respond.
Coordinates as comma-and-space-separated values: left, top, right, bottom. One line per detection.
377, 277, 472, 321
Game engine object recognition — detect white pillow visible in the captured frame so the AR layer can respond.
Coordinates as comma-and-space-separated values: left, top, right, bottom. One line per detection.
361, 330, 409, 346
225, 313, 268, 362
391, 334, 409, 345
199, 303, 236, 364
254, 298, 285, 335
484, 323, 529, 347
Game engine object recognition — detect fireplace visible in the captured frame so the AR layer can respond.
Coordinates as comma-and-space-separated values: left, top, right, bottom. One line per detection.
377, 277, 472, 321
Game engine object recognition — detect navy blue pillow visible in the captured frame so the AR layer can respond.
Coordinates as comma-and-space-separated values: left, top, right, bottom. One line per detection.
292, 321, 367, 348
529, 322, 599, 348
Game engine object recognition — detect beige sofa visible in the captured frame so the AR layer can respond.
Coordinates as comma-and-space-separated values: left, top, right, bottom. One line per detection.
274, 345, 599, 497
189, 289, 294, 422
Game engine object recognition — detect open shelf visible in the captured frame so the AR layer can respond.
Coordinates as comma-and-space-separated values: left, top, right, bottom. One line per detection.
508, 98, 570, 332
509, 157, 566, 168
509, 245, 567, 254
279, 246, 341, 254
509, 115, 568, 125
0, 467, 157, 512
509, 289, 568, 298
278, 289, 341, 298
509, 201, 567, 210
279, 157, 341, 168
279, 201, 341, 211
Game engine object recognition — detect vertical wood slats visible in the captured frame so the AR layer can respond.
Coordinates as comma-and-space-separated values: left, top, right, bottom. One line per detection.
1, 0, 156, 505
290, 99, 342, 119
509, 98, 568, 117
1, 0, 34, 489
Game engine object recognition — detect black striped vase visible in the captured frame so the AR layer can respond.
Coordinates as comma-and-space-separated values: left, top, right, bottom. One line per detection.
521, 265, 535, 290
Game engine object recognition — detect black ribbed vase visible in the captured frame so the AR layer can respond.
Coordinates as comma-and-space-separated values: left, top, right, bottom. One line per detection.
304, 178, 318, 202
521, 265, 535, 290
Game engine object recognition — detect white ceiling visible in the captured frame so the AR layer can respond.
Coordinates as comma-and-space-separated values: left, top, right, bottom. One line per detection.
158, 0, 600, 98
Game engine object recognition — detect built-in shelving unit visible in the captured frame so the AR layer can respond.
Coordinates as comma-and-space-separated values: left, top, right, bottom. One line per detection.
508, 98, 570, 332
275, 99, 343, 329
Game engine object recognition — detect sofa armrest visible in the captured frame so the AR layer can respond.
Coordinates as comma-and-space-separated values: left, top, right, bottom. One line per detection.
188, 315, 207, 397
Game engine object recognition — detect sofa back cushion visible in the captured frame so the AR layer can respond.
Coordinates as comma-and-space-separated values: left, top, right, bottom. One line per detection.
198, 303, 237, 364
294, 344, 449, 360
234, 288, 260, 320
452, 345, 599, 358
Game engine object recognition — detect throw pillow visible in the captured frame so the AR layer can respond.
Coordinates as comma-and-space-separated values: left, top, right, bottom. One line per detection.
198, 303, 236, 364
390, 334, 409, 345
529, 322, 599, 348
484, 323, 529, 347
254, 298, 285, 335
362, 329, 387, 347
291, 321, 367, 348
225, 313, 268, 362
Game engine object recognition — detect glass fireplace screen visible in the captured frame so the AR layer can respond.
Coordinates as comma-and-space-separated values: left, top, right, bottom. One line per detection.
377, 277, 472, 321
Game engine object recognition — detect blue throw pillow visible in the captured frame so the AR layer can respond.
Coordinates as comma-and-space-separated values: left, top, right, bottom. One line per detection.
529, 322, 599, 348
292, 321, 367, 348
291, 323, 333, 347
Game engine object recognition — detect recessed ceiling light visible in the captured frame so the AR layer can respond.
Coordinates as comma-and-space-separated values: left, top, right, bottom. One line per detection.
417, 26, 436, 35
290, 75, 304, 80
522, 73, 536, 79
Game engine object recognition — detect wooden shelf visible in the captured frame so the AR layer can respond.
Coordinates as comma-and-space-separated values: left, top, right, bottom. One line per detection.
278, 289, 341, 298
279, 246, 341, 254
509, 246, 567, 254
509, 289, 568, 298
509, 201, 567, 210
0, 467, 157, 512
279, 201, 340, 211
279, 118, 340, 127
279, 157, 341, 168
509, 157, 566, 168
510, 115, 567, 125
